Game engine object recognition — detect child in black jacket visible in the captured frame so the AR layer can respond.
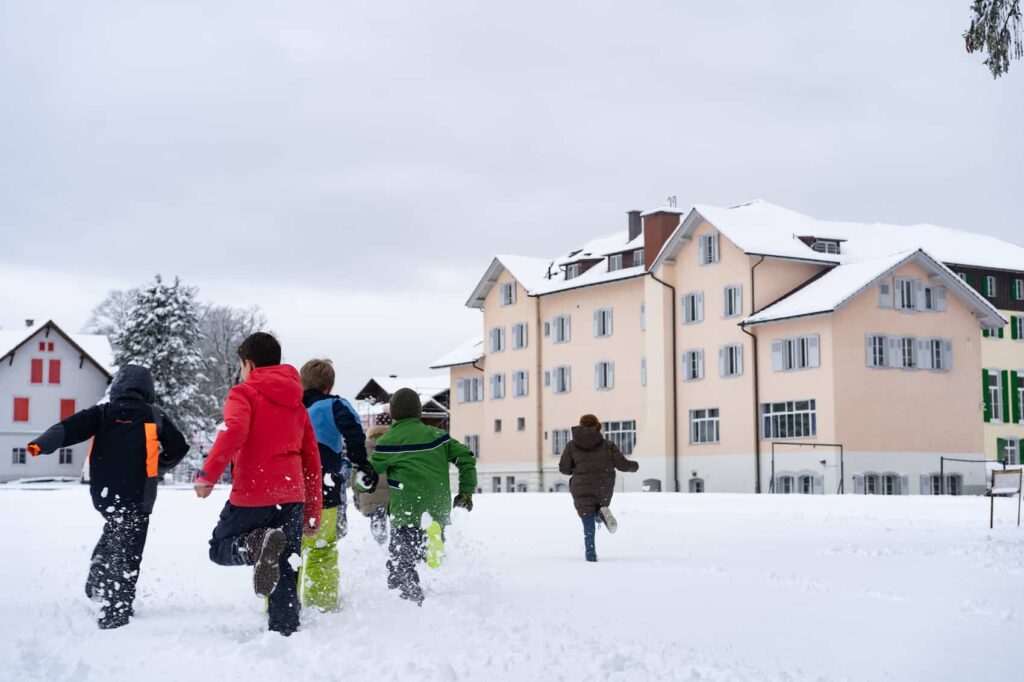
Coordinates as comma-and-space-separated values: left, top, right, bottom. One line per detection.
28, 364, 189, 629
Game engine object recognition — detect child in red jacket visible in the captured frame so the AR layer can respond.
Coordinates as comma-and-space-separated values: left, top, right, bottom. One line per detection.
194, 332, 322, 636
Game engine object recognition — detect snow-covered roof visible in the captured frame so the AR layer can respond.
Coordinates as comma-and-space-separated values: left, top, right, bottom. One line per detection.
0, 321, 115, 377
743, 249, 1006, 328
655, 200, 1024, 271
356, 375, 449, 405
430, 335, 484, 369
553, 230, 643, 266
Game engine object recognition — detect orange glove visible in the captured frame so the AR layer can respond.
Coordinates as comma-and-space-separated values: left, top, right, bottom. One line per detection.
27, 443, 41, 457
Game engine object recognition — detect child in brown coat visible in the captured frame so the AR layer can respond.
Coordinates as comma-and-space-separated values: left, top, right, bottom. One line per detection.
352, 419, 391, 544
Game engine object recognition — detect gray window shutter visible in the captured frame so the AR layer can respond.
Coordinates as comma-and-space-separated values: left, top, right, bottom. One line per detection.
718, 347, 726, 377
608, 362, 614, 389
878, 281, 892, 308
544, 370, 550, 387
566, 367, 571, 392
936, 287, 948, 311
641, 357, 647, 386
711, 234, 719, 262
813, 475, 824, 495
456, 379, 466, 403
566, 316, 571, 342
918, 339, 931, 370
736, 285, 743, 316
723, 287, 730, 317
607, 310, 613, 336
900, 474, 909, 495
807, 335, 820, 368
698, 235, 707, 264
943, 339, 953, 371
735, 345, 743, 375
594, 362, 602, 388
697, 350, 705, 380
888, 337, 902, 369
853, 474, 864, 494
865, 335, 874, 367
696, 292, 704, 322
914, 280, 926, 311
543, 321, 550, 337
592, 311, 600, 337
920, 474, 931, 495
771, 340, 784, 371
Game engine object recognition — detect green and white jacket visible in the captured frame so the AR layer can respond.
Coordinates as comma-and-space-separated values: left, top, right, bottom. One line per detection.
369, 418, 477, 528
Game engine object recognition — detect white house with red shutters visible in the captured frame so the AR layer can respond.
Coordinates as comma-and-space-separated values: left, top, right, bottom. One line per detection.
0, 320, 113, 482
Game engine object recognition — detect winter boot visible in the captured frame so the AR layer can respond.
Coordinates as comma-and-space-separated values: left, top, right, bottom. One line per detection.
98, 603, 131, 630
370, 509, 389, 545
337, 511, 349, 539
244, 528, 287, 598
599, 507, 618, 534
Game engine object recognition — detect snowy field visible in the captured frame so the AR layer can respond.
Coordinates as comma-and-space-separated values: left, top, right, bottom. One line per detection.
4, 487, 1024, 681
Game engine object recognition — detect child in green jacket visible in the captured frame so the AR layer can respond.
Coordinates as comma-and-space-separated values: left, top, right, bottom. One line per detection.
369, 388, 477, 605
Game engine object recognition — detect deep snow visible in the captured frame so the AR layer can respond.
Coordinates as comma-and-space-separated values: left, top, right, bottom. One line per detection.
4, 487, 1024, 681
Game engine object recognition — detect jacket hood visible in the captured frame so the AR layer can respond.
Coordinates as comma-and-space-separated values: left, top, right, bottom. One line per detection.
571, 425, 604, 451
302, 388, 331, 408
110, 364, 156, 403
247, 365, 303, 407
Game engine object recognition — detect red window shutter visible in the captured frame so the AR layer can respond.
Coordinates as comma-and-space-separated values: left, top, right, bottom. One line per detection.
48, 359, 61, 384
13, 398, 29, 422
30, 359, 43, 384
38, 341, 45, 351
48, 342, 54, 352
60, 399, 76, 420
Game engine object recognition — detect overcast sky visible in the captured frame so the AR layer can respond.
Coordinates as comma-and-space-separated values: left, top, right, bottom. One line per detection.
1, 0, 1021, 397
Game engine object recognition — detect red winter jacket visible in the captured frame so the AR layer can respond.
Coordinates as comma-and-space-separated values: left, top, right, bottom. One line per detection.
198, 365, 322, 530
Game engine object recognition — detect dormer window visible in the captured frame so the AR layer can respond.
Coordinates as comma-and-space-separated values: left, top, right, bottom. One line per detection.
566, 263, 581, 280
810, 239, 841, 255
608, 254, 623, 272
633, 248, 645, 267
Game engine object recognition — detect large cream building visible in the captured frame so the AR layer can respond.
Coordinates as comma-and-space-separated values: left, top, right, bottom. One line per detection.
432, 201, 1024, 495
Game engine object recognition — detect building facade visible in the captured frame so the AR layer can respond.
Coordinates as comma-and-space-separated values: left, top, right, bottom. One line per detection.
434, 201, 1021, 495
0, 321, 113, 482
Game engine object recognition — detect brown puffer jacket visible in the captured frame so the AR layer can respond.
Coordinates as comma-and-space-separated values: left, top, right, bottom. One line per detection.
558, 426, 639, 517
352, 433, 389, 515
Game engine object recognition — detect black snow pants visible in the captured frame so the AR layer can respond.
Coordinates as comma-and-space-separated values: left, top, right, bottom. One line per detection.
87, 503, 151, 627
387, 526, 427, 605
208, 501, 305, 635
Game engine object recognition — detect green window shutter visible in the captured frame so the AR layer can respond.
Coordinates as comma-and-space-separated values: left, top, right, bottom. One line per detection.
1002, 370, 1012, 423
1012, 371, 1022, 425
998, 327, 1005, 339
983, 370, 991, 422
1013, 317, 1020, 340
997, 438, 1008, 464
983, 329, 990, 338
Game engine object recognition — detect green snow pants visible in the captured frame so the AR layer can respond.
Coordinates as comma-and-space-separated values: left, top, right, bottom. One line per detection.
298, 506, 340, 611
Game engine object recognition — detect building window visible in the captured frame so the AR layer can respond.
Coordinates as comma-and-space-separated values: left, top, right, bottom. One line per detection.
59, 448, 73, 465
688, 478, 705, 493
640, 357, 647, 387
552, 428, 570, 455
490, 373, 505, 400
987, 369, 1003, 422
882, 473, 900, 495
867, 334, 888, 368
682, 291, 704, 324
761, 400, 817, 439
608, 253, 624, 272
946, 474, 962, 496
604, 420, 637, 455
985, 275, 997, 297
640, 303, 646, 332
12, 448, 27, 464
552, 366, 572, 394
998, 437, 1020, 465
30, 359, 43, 384
595, 361, 615, 390
1012, 316, 1024, 341
723, 284, 742, 318
633, 249, 645, 267
494, 419, 502, 433
566, 263, 581, 280
864, 474, 879, 495
895, 277, 917, 311
1014, 279, 1024, 301
900, 336, 916, 369
719, 344, 743, 378
699, 232, 719, 265
690, 408, 720, 444
492, 477, 501, 493
772, 335, 820, 371
593, 308, 614, 338
489, 327, 505, 353
456, 377, 484, 403
464, 435, 480, 458
798, 475, 815, 494
506, 476, 516, 493
48, 359, 62, 384
517, 417, 526, 432
682, 349, 704, 381
499, 282, 516, 306
13, 397, 29, 422
512, 370, 529, 398
777, 475, 795, 494
929, 339, 950, 371
552, 315, 571, 343
811, 240, 840, 254
511, 322, 528, 350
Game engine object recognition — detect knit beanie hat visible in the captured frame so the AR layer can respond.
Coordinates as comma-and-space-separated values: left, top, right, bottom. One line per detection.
389, 388, 422, 421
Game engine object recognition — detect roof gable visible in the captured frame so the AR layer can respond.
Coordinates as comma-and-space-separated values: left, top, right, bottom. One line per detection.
0, 320, 114, 379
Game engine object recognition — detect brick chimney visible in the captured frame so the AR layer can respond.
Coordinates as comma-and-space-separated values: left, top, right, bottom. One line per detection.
642, 209, 684, 269
627, 210, 642, 242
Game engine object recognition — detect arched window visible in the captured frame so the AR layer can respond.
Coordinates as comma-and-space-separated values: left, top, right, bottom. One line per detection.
643, 478, 662, 492
864, 473, 879, 494
688, 478, 705, 493
882, 474, 899, 495
777, 475, 795, 494
946, 474, 963, 496
799, 475, 814, 494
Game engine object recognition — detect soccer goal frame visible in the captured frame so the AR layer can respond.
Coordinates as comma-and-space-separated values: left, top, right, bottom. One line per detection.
769, 442, 845, 494
938, 457, 1008, 495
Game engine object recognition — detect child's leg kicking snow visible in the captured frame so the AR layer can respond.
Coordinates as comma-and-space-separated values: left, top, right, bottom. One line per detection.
581, 514, 597, 562
387, 526, 426, 605
298, 506, 340, 611
94, 505, 151, 628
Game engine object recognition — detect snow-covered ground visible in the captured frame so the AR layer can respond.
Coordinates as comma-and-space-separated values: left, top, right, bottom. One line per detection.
4, 487, 1024, 681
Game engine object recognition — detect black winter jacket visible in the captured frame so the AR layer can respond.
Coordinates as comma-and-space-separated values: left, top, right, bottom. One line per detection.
558, 426, 639, 517
30, 365, 189, 513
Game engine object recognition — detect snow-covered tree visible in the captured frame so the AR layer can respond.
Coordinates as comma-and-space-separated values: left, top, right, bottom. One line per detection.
113, 276, 216, 453
198, 303, 267, 422
965, 0, 1022, 77
83, 288, 138, 352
